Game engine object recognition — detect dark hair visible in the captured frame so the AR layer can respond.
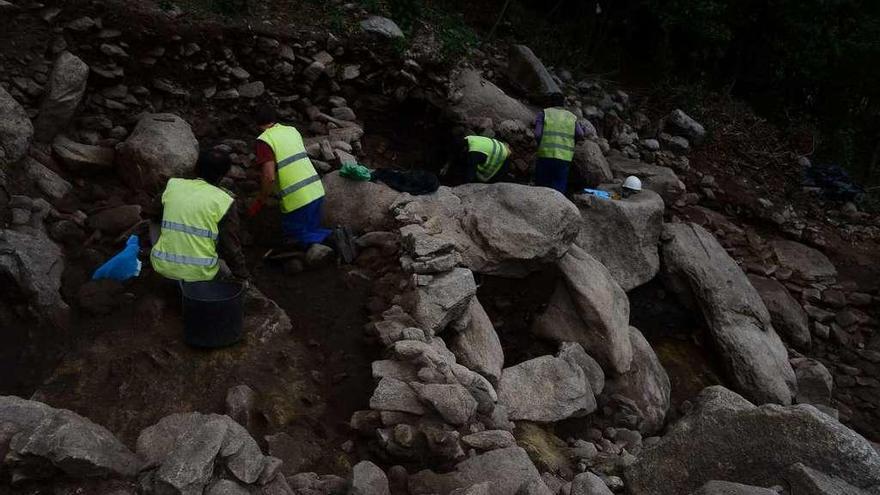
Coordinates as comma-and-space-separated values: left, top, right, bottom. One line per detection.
254, 105, 278, 126
197, 149, 232, 184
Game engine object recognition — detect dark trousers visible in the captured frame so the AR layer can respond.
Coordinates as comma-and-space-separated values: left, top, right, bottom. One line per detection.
282, 197, 331, 247
535, 157, 571, 193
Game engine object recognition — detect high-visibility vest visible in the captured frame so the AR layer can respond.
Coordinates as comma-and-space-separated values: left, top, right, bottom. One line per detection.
466, 135, 511, 182
257, 124, 325, 213
537, 107, 577, 161
151, 178, 234, 282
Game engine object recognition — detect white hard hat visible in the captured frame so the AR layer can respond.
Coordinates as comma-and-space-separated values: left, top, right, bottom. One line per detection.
623, 175, 642, 191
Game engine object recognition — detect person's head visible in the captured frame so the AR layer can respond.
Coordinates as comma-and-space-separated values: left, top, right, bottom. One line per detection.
254, 105, 278, 130
196, 149, 232, 185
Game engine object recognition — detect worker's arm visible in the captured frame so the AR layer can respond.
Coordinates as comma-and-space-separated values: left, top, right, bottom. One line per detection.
217, 204, 250, 281
464, 151, 485, 183
534, 112, 544, 144
257, 160, 276, 201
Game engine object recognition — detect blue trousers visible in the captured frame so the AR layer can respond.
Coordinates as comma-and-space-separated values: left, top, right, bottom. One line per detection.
535, 157, 571, 194
282, 197, 331, 247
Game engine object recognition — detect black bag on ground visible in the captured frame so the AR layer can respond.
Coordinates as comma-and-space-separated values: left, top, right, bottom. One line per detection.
371, 168, 440, 195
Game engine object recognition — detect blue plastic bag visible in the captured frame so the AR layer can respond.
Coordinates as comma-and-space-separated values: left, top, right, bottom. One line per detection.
92, 235, 142, 281
582, 188, 612, 200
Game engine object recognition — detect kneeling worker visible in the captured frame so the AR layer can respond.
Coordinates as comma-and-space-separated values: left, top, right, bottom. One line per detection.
250, 105, 330, 250
151, 150, 249, 282
453, 135, 514, 184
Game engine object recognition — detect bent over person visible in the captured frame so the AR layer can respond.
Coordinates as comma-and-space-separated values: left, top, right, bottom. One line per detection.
452, 135, 513, 184
251, 105, 330, 250
151, 150, 249, 282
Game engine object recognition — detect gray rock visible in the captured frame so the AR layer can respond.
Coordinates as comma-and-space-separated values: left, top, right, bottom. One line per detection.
238, 81, 265, 99
532, 245, 632, 374
690, 481, 778, 495
506, 45, 562, 103
360, 16, 405, 39
306, 243, 335, 267
659, 133, 690, 154
450, 70, 535, 126
461, 430, 516, 451
34, 52, 89, 142
791, 358, 833, 408
770, 240, 837, 281
409, 447, 548, 495
24, 156, 72, 200
351, 460, 390, 495
394, 183, 581, 278
86, 204, 142, 233
557, 342, 605, 397
52, 135, 115, 174
602, 327, 671, 435
661, 223, 796, 405
370, 377, 427, 415
747, 275, 811, 350
205, 479, 251, 495
411, 268, 477, 336
372, 360, 419, 382
497, 354, 595, 422
785, 462, 877, 495
137, 412, 270, 490
573, 188, 664, 291
571, 472, 613, 495
624, 386, 880, 494
573, 140, 613, 187
606, 151, 686, 202
225, 384, 257, 432
666, 109, 706, 145
0, 226, 69, 326
323, 171, 401, 233
0, 395, 141, 478
117, 113, 199, 191
517, 479, 554, 495
449, 298, 504, 385
0, 86, 33, 166
412, 383, 477, 426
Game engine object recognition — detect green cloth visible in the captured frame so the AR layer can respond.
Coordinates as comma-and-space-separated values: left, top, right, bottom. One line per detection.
339, 163, 372, 181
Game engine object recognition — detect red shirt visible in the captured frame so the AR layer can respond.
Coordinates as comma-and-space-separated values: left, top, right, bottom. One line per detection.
255, 141, 275, 165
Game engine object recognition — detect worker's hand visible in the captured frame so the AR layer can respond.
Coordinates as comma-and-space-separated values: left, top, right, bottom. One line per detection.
246, 199, 264, 218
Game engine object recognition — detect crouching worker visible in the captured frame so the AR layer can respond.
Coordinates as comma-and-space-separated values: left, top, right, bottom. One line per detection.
250, 105, 330, 252
451, 135, 514, 185
150, 150, 250, 282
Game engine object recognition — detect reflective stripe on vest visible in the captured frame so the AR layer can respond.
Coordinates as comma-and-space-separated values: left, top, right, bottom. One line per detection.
150, 178, 233, 282
466, 135, 511, 182
257, 124, 325, 213
537, 107, 577, 161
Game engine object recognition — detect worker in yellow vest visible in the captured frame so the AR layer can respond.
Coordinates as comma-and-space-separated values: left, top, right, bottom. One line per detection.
151, 150, 249, 282
249, 105, 330, 250
452, 135, 514, 184
534, 105, 587, 193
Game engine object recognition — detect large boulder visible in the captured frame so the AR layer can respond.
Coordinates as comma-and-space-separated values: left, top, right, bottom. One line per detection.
393, 183, 581, 277
449, 298, 504, 385
116, 113, 199, 191
497, 354, 595, 423
606, 151, 685, 202
573, 188, 664, 291
351, 460, 390, 495
33, 52, 89, 143
0, 395, 141, 479
323, 170, 401, 233
624, 386, 880, 494
532, 245, 632, 374
791, 358, 833, 409
602, 327, 671, 435
137, 412, 281, 494
505, 45, 563, 104
449, 70, 535, 126
409, 447, 549, 495
690, 481, 777, 495
0, 86, 33, 166
360, 16, 405, 40
572, 140, 613, 187
747, 275, 811, 351
770, 240, 837, 282
785, 462, 877, 495
0, 225, 69, 327
661, 223, 796, 405
664, 109, 706, 145
410, 268, 477, 336
52, 135, 116, 175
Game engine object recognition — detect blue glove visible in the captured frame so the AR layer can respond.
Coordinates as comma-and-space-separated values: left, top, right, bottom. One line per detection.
92, 235, 143, 281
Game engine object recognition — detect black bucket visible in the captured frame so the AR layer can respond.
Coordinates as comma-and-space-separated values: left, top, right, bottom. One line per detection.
181, 280, 244, 348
